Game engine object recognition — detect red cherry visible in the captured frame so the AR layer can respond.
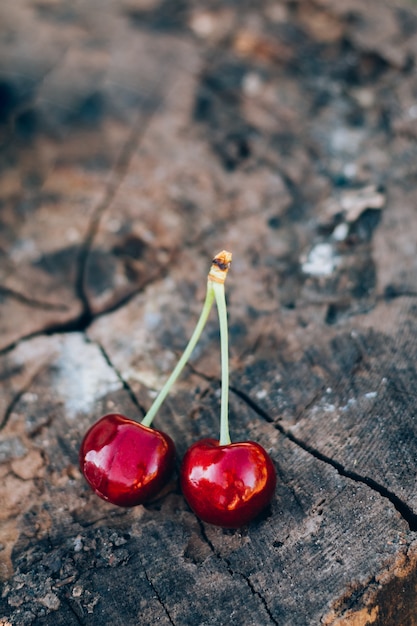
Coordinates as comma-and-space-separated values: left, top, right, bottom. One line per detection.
180, 438, 276, 528
79, 413, 176, 507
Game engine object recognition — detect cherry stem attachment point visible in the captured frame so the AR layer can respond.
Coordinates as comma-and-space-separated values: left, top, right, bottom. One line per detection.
141, 251, 232, 429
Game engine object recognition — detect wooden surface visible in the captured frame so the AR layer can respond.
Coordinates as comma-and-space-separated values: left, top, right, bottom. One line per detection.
1, 0, 417, 624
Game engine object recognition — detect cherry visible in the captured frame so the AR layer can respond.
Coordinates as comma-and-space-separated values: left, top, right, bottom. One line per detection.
180, 438, 276, 528
80, 253, 232, 507
181, 251, 277, 527
79, 250, 277, 526
79, 413, 175, 506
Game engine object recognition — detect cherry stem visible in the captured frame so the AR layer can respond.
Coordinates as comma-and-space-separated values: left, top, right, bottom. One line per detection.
212, 281, 231, 446
140, 250, 232, 430
141, 284, 215, 428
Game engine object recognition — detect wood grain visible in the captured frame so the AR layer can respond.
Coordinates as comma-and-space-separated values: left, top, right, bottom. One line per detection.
1, 0, 417, 624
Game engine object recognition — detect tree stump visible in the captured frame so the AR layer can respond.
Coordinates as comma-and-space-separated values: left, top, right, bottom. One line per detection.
1, 1, 417, 624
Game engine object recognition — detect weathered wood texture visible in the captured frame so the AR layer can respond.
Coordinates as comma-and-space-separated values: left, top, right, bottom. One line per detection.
1, 0, 417, 624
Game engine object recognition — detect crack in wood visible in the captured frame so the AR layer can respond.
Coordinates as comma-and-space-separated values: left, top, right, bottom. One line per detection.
0, 285, 69, 311
139, 560, 176, 626
0, 267, 170, 356
0, 314, 89, 356
0, 361, 51, 431
0, 68, 188, 358
231, 386, 417, 532
61, 595, 85, 625
90, 337, 147, 418
242, 573, 279, 626
196, 520, 279, 626
74, 63, 182, 319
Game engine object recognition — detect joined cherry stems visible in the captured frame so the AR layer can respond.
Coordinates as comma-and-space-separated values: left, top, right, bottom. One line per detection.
140, 251, 232, 436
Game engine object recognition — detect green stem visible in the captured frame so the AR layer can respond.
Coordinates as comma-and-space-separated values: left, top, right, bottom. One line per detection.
141, 282, 215, 428
212, 280, 231, 446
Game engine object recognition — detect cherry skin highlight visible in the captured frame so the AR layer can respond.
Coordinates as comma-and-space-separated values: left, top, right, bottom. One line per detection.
180, 438, 276, 528
79, 413, 175, 507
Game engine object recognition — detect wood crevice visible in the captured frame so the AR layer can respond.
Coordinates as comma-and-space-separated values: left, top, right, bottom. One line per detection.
140, 559, 177, 626
196, 519, 279, 626
90, 337, 147, 418
231, 386, 417, 532
62, 596, 85, 625
0, 361, 51, 431
0, 264, 170, 356
0, 285, 70, 311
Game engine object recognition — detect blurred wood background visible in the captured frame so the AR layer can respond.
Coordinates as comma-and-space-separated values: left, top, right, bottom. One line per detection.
1, 0, 417, 624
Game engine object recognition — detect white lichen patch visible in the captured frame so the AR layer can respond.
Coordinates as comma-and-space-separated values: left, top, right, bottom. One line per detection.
53, 334, 122, 419
332, 222, 349, 242
301, 242, 340, 277
341, 398, 357, 412
255, 388, 268, 400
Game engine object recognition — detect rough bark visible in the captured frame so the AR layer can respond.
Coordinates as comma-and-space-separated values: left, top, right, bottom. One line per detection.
1, 1, 417, 624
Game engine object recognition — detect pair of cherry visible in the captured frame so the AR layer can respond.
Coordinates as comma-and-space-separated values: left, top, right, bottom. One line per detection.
79, 252, 276, 528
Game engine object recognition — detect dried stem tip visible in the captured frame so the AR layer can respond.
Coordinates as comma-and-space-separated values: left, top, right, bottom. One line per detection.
208, 250, 232, 284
